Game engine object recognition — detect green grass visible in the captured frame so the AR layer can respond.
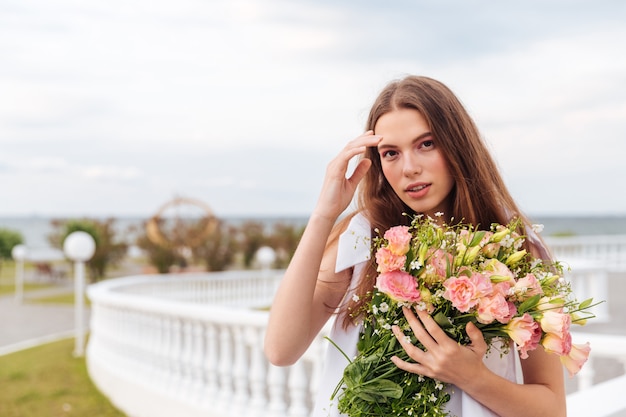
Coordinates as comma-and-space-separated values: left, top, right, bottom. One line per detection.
29, 293, 91, 306
0, 338, 126, 417
0, 282, 57, 297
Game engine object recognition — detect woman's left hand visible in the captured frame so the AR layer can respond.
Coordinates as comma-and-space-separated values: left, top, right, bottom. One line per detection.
391, 306, 488, 387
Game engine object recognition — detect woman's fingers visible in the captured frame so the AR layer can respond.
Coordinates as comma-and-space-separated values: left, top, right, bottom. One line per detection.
313, 132, 381, 220
392, 308, 489, 383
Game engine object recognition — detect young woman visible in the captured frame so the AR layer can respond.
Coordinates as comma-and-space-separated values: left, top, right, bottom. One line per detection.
264, 75, 566, 417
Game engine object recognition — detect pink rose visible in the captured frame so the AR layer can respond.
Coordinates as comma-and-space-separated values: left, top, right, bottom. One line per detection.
384, 226, 411, 255
504, 313, 541, 359
376, 270, 421, 303
542, 332, 572, 356
560, 342, 591, 377
511, 273, 543, 302
375, 247, 406, 273
443, 276, 478, 312
476, 294, 515, 324
540, 311, 571, 339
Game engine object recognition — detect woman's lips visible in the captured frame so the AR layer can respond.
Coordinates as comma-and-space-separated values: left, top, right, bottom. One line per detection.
405, 183, 431, 198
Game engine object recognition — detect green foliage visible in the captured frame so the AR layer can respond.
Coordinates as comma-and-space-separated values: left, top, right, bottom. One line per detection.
192, 220, 239, 271
265, 222, 305, 268
0, 228, 24, 261
238, 221, 266, 268
135, 223, 181, 274
48, 218, 128, 282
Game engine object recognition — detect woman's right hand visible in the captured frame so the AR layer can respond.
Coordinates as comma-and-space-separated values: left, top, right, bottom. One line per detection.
313, 131, 382, 221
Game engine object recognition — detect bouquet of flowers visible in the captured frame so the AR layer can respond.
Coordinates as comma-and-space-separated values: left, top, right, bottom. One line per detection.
329, 214, 597, 417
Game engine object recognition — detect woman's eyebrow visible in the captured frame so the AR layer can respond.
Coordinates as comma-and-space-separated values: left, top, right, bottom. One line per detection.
377, 132, 432, 150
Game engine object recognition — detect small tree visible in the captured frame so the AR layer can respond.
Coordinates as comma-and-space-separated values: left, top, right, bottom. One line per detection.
135, 218, 183, 274
192, 220, 239, 271
237, 221, 267, 268
265, 222, 305, 268
0, 228, 24, 274
48, 218, 128, 282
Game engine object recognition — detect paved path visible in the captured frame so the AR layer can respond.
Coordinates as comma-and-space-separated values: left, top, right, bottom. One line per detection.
0, 285, 89, 356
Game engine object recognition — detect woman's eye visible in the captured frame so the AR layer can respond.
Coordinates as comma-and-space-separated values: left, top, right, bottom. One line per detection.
381, 150, 398, 159
420, 140, 435, 150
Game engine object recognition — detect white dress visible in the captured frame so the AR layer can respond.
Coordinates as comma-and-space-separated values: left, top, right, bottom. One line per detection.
311, 213, 520, 417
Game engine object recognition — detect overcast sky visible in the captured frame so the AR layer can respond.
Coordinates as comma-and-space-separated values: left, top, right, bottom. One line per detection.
1, 0, 625, 218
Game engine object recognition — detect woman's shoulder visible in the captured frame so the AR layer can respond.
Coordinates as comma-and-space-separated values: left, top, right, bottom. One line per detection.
335, 212, 372, 273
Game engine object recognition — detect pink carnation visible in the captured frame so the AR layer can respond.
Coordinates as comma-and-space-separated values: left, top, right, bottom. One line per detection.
383, 226, 411, 255
560, 342, 591, 377
504, 313, 542, 359
375, 247, 406, 273
376, 270, 421, 303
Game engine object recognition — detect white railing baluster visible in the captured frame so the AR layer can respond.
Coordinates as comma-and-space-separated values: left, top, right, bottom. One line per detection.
203, 323, 219, 406
232, 326, 250, 415
217, 324, 234, 413
287, 361, 309, 417
247, 327, 267, 417
267, 364, 288, 417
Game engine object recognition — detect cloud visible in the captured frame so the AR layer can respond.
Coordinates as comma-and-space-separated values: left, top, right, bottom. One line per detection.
0, 0, 624, 216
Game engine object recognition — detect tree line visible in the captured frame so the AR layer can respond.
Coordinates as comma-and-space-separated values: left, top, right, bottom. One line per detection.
0, 217, 306, 282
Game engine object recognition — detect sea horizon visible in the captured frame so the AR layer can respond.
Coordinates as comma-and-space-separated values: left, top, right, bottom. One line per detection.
2, 213, 626, 250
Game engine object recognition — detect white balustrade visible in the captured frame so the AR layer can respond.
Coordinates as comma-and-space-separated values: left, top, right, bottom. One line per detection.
87, 268, 626, 417
87, 271, 330, 417
545, 234, 626, 272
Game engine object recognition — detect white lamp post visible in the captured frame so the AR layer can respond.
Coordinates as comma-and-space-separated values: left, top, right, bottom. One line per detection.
63, 231, 96, 357
11, 244, 27, 304
255, 246, 276, 276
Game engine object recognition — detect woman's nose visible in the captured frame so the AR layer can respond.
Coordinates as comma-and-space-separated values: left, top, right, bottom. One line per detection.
403, 155, 422, 176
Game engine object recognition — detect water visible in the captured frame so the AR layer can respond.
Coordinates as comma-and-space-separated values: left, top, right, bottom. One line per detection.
1, 215, 626, 249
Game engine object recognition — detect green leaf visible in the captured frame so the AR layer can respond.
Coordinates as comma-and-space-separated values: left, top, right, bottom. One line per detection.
517, 294, 541, 314
578, 298, 594, 309
468, 231, 486, 247
433, 311, 454, 329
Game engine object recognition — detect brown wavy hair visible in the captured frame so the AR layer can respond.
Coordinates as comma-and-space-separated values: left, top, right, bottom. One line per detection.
333, 75, 537, 328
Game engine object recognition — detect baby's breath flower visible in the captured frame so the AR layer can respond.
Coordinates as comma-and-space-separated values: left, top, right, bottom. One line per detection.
429, 393, 437, 402
435, 212, 444, 217
410, 260, 422, 270
379, 302, 389, 313
403, 335, 411, 343
501, 235, 514, 248
435, 382, 444, 390
351, 294, 360, 302
531, 224, 545, 234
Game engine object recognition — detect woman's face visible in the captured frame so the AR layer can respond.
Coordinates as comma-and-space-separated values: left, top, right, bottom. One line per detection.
374, 108, 455, 220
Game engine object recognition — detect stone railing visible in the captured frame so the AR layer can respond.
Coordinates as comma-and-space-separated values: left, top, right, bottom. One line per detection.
87, 271, 330, 417
545, 234, 626, 272
87, 269, 625, 417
